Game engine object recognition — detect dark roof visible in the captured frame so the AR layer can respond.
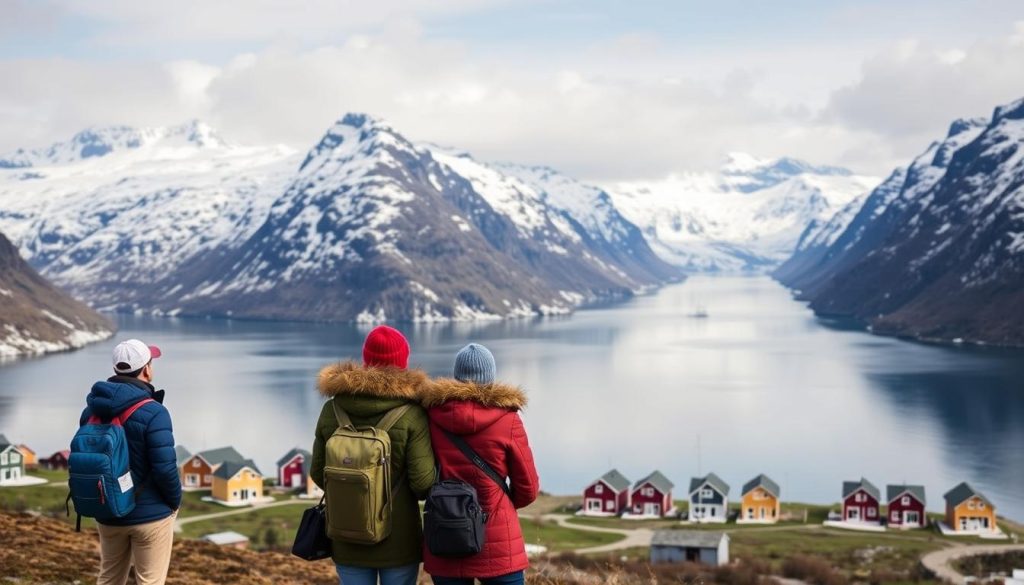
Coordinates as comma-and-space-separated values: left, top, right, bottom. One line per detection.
886, 484, 926, 504
212, 459, 262, 481
944, 482, 992, 508
634, 470, 675, 494
842, 478, 880, 501
0, 434, 11, 449
742, 474, 780, 498
689, 472, 730, 496
276, 448, 311, 469
175, 445, 191, 466
651, 530, 728, 548
197, 446, 247, 467
594, 469, 631, 492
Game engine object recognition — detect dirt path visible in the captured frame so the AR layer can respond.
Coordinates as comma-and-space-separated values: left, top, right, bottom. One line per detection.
174, 500, 309, 533
920, 544, 1024, 584
530, 514, 653, 554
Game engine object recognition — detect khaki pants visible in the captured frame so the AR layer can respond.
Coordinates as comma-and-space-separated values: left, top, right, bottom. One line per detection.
96, 512, 176, 585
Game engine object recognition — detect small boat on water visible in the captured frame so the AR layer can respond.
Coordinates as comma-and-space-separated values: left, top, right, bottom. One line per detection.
688, 306, 709, 319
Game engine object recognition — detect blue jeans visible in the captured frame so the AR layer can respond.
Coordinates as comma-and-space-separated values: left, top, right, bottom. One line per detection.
336, 563, 420, 585
431, 571, 525, 585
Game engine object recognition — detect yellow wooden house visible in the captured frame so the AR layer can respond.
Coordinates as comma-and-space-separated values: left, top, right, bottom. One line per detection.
944, 482, 997, 534
738, 474, 780, 524
211, 460, 264, 505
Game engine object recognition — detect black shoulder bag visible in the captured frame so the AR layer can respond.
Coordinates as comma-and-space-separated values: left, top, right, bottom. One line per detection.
291, 495, 332, 561
424, 428, 512, 558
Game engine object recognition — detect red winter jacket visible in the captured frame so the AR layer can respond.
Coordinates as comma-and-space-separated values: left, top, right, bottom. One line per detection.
420, 378, 540, 579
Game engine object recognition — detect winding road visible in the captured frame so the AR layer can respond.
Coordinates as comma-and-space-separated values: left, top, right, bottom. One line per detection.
920, 544, 1024, 584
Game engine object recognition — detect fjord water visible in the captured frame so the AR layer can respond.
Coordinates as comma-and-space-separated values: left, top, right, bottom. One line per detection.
1, 275, 1022, 521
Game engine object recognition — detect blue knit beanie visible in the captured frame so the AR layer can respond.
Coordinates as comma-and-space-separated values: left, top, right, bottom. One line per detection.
453, 343, 496, 384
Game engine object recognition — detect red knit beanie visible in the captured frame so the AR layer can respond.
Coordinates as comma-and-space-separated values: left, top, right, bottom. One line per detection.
362, 325, 410, 369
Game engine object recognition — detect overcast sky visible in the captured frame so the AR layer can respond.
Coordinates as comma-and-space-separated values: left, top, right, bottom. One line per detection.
2, 0, 1024, 181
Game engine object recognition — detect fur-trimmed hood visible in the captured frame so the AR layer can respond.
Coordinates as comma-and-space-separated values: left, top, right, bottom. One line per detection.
317, 361, 428, 400
420, 378, 527, 410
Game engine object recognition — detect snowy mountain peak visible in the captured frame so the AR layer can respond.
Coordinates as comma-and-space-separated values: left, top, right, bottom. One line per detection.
720, 152, 852, 193
947, 117, 988, 139
992, 97, 1024, 123
0, 120, 230, 168
299, 113, 417, 172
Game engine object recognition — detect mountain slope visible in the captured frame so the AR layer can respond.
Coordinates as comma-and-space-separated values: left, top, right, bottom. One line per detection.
0, 116, 677, 323
776, 99, 1024, 345
607, 154, 879, 272
0, 230, 113, 358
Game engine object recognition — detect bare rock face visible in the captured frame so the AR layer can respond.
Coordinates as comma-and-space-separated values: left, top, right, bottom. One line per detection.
776, 99, 1024, 345
0, 230, 113, 358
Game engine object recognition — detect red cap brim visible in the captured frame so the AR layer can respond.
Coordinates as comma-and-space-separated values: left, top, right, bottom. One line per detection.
148, 345, 162, 359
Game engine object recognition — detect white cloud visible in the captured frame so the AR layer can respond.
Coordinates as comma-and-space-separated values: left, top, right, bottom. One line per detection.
1, 15, 1023, 182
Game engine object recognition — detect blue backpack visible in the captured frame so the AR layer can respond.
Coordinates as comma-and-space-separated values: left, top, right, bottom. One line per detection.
68, 398, 153, 529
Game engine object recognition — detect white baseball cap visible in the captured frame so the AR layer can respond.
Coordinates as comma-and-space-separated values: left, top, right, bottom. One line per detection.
112, 339, 162, 374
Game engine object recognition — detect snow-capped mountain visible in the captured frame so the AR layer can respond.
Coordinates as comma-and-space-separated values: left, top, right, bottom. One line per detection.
776, 118, 988, 292
0, 230, 113, 358
607, 154, 879, 271
0, 115, 677, 322
776, 98, 1024, 345
0, 122, 299, 308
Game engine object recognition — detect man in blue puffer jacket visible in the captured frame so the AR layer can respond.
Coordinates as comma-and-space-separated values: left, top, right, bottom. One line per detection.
80, 339, 182, 585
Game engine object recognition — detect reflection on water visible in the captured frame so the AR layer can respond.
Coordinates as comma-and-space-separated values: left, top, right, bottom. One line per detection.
0, 276, 1021, 520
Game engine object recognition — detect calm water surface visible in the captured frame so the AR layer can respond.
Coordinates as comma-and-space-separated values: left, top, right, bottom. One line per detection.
1, 276, 1022, 520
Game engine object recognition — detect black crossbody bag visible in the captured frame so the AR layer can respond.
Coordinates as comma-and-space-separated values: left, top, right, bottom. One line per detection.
424, 428, 512, 558
291, 495, 332, 561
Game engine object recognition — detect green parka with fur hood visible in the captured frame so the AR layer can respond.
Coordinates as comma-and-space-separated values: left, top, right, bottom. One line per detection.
310, 362, 436, 568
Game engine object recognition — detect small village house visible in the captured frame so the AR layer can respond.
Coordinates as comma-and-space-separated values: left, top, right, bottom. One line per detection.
180, 446, 247, 489
0, 435, 25, 485
886, 484, 927, 528
630, 471, 675, 517
944, 482, 998, 534
16, 444, 37, 469
650, 530, 729, 566
739, 474, 780, 524
842, 478, 881, 524
211, 460, 264, 505
202, 531, 250, 549
42, 450, 69, 471
276, 448, 311, 490
581, 469, 631, 516
175, 445, 191, 468
689, 472, 730, 523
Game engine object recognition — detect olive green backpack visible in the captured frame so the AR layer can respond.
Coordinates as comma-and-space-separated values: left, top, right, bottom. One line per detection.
323, 399, 410, 545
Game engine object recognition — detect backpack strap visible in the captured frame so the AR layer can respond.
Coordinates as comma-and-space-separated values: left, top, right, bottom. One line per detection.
440, 427, 512, 498
85, 398, 155, 426
331, 399, 354, 430
376, 404, 411, 432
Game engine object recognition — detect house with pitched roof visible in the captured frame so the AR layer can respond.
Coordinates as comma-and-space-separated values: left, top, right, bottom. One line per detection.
179, 446, 247, 490
581, 469, 631, 516
842, 478, 881, 525
0, 434, 24, 486
42, 450, 70, 471
211, 459, 264, 505
689, 472, 730, 523
886, 484, 926, 529
175, 445, 191, 467
16, 444, 37, 469
630, 471, 675, 517
277, 447, 319, 496
739, 474, 780, 524
944, 482, 998, 534
651, 530, 729, 566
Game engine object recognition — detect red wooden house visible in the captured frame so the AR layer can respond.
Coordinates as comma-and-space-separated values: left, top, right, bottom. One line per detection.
630, 470, 675, 517
43, 450, 70, 471
581, 469, 631, 516
842, 478, 881, 524
886, 485, 926, 528
276, 448, 311, 490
